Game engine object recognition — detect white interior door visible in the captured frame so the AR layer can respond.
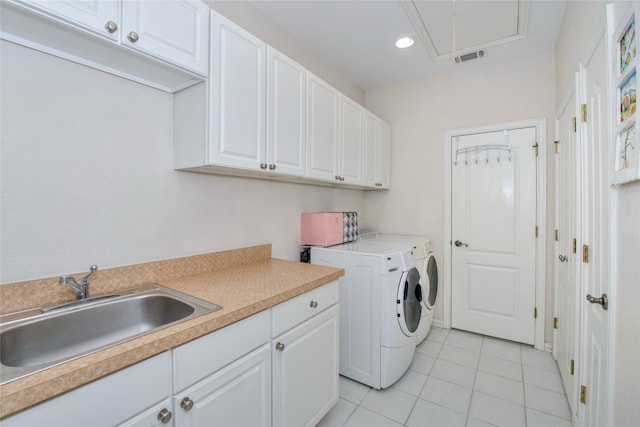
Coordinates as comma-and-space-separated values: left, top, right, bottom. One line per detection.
451, 126, 537, 344
577, 35, 610, 427
554, 78, 581, 415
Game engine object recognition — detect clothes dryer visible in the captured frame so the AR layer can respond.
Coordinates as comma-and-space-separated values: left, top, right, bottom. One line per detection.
359, 233, 438, 344
310, 240, 420, 389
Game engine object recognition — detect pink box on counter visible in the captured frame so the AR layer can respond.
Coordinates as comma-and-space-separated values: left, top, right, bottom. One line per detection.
301, 212, 358, 246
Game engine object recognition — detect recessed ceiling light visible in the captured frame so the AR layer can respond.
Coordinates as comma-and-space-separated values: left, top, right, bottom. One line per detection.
395, 37, 415, 49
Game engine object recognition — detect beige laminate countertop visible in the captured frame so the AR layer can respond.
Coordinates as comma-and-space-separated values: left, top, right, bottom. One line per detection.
0, 258, 343, 419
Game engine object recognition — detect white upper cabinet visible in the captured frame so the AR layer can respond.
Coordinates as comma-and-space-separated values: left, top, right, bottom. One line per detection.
2, 0, 208, 91
267, 47, 306, 177
306, 73, 339, 183
338, 95, 364, 185
378, 121, 391, 189
363, 111, 390, 189
122, 0, 209, 76
11, 0, 122, 40
209, 11, 266, 171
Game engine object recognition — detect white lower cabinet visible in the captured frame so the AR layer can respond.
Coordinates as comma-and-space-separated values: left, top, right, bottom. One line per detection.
118, 398, 174, 427
272, 304, 339, 427
173, 343, 271, 427
2, 282, 339, 427
2, 352, 172, 427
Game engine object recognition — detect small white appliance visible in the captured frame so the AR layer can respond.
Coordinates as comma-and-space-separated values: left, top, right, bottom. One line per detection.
310, 239, 421, 389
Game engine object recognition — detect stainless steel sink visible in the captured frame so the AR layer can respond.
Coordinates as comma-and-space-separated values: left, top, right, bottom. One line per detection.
0, 284, 221, 384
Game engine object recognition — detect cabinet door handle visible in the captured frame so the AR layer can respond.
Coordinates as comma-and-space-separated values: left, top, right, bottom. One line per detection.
275, 342, 285, 351
127, 31, 139, 43
558, 254, 568, 262
310, 300, 318, 308
104, 21, 118, 33
157, 408, 172, 424
268, 163, 276, 170
180, 397, 194, 411
260, 163, 268, 170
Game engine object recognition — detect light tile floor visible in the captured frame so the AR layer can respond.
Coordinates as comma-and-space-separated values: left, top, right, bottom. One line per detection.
318, 327, 572, 427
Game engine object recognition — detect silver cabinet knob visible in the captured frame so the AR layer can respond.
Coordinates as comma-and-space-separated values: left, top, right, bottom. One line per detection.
157, 408, 172, 424
310, 300, 318, 308
558, 254, 568, 262
275, 342, 285, 351
335, 176, 341, 181
127, 31, 139, 43
104, 21, 118, 33
454, 240, 469, 247
180, 397, 194, 411
260, 163, 268, 170
268, 164, 276, 170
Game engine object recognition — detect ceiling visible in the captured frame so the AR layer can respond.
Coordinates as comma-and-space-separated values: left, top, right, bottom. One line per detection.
250, 0, 567, 90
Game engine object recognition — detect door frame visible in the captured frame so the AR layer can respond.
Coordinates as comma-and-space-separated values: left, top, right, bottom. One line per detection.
443, 118, 547, 350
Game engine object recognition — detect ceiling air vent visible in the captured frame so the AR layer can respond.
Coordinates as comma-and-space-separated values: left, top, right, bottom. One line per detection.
454, 49, 487, 63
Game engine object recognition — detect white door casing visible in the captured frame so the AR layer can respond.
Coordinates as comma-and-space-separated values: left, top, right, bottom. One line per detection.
450, 126, 537, 344
577, 35, 610, 427
554, 77, 581, 415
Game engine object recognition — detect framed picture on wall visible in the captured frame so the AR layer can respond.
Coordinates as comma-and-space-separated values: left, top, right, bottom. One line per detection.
611, 1, 640, 185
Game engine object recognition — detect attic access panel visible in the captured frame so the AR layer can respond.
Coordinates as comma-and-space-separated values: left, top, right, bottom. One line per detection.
402, 0, 529, 61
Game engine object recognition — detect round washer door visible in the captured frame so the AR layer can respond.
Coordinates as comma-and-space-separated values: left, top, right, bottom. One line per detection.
397, 267, 422, 336
420, 251, 438, 310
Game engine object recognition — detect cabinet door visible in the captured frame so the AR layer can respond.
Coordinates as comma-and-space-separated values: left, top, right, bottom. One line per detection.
11, 0, 121, 40
121, 0, 209, 76
378, 120, 391, 189
267, 47, 306, 177
362, 111, 379, 188
306, 73, 338, 183
272, 304, 339, 427
339, 95, 364, 185
117, 398, 174, 427
209, 11, 266, 171
174, 344, 271, 427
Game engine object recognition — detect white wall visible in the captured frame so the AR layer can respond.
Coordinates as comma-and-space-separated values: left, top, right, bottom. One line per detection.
0, 40, 364, 283
556, 1, 640, 423
364, 50, 557, 338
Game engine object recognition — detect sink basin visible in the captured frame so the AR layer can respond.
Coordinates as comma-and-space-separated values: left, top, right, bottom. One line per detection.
0, 284, 221, 384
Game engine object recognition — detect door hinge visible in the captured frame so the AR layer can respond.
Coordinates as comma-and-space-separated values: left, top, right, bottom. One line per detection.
554, 317, 558, 329
534, 307, 538, 319
572, 117, 577, 132
554, 140, 560, 153
533, 142, 539, 157
573, 238, 577, 254
535, 226, 539, 238
571, 359, 575, 375
583, 244, 589, 263
555, 229, 559, 241
580, 385, 587, 404
581, 104, 588, 122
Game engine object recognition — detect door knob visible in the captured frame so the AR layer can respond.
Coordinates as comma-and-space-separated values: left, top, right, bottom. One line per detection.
586, 293, 608, 310
558, 255, 568, 262
454, 240, 468, 247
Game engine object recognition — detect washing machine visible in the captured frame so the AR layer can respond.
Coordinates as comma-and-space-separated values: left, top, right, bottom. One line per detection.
310, 240, 421, 389
359, 233, 438, 344
411, 238, 438, 344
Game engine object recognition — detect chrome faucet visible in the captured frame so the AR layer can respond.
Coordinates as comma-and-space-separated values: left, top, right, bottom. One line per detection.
59, 265, 98, 300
